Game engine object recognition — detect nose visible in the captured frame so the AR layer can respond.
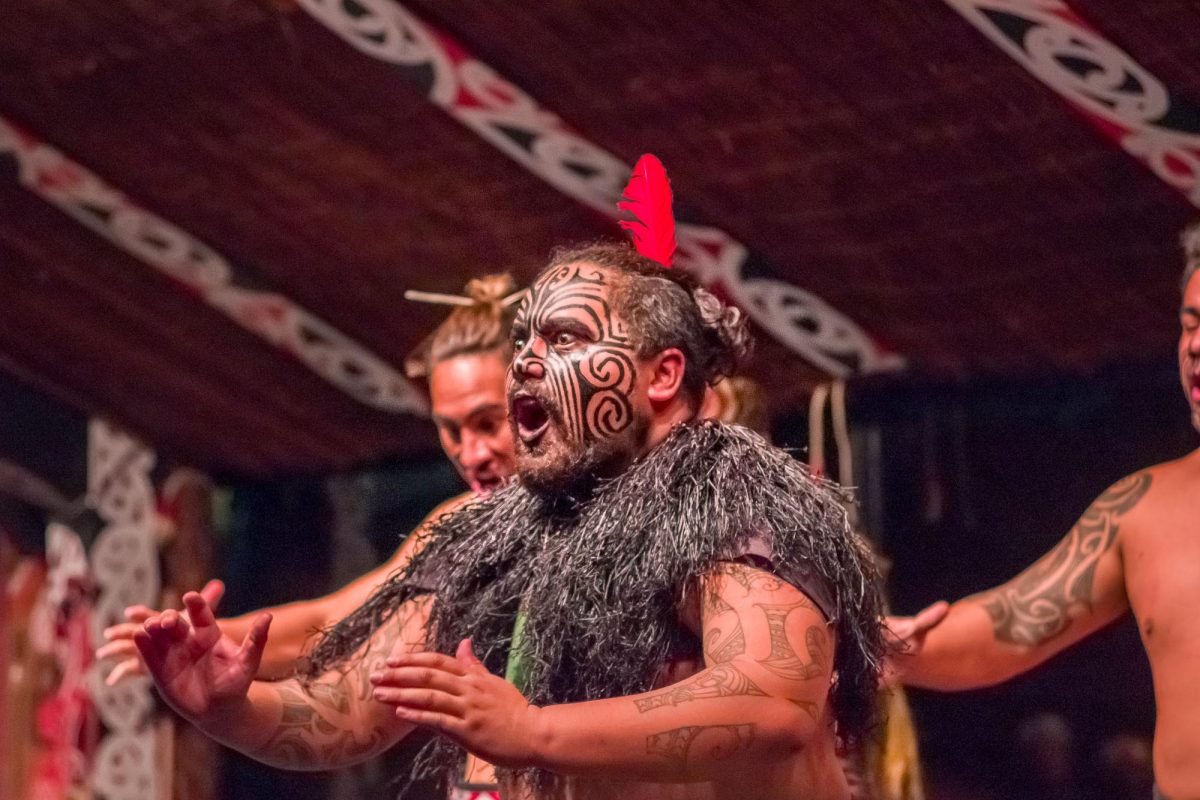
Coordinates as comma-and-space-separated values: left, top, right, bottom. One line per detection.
459, 430, 491, 469
512, 338, 546, 380
1189, 326, 1200, 356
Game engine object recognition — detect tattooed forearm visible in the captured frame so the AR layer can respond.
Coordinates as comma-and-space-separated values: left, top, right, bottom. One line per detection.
972, 472, 1151, 646
260, 683, 380, 767
645, 724, 757, 774
634, 665, 767, 713
755, 602, 828, 682
257, 606, 411, 767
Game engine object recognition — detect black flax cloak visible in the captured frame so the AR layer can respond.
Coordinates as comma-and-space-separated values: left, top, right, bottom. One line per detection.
305, 420, 886, 789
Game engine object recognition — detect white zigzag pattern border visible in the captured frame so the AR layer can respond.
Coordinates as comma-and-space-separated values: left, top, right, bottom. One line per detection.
0, 117, 428, 416
296, 0, 904, 376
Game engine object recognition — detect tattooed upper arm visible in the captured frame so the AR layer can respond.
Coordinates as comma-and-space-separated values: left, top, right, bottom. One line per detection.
970, 472, 1149, 647
254, 596, 431, 769
697, 562, 832, 721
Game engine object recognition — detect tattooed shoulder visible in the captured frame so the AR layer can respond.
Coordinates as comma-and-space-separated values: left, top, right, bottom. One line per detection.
973, 472, 1151, 646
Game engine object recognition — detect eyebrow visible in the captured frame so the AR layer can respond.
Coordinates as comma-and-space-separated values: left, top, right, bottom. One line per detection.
433, 402, 506, 425
540, 317, 595, 339
466, 402, 507, 419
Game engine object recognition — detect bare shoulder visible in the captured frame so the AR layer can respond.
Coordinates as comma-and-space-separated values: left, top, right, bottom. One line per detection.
425, 490, 476, 522
382, 490, 475, 571
1123, 449, 1200, 536
1141, 448, 1200, 484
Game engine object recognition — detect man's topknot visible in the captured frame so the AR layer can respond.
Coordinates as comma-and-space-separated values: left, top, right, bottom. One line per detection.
404, 273, 520, 379
544, 241, 754, 405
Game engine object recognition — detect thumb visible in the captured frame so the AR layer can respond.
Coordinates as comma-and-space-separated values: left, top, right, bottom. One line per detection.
455, 638, 486, 673
911, 601, 950, 635
200, 579, 226, 614
237, 613, 273, 676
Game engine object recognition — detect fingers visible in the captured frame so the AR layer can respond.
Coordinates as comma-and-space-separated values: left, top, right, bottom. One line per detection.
133, 628, 167, 673
370, 666, 465, 696
105, 658, 146, 686
384, 650, 467, 676
455, 638, 486, 673
97, 638, 139, 661
104, 620, 148, 643
391, 704, 466, 737
911, 601, 950, 634
200, 579, 225, 613
158, 609, 191, 643
372, 685, 467, 718
884, 616, 915, 642
236, 613, 272, 675
123, 605, 158, 624
182, 592, 218, 632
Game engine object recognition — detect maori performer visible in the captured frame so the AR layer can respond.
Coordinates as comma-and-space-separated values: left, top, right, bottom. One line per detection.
100, 273, 522, 681
99, 274, 523, 798
131, 156, 886, 799
891, 224, 1200, 800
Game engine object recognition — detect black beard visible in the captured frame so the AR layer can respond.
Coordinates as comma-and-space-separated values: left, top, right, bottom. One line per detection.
517, 414, 649, 498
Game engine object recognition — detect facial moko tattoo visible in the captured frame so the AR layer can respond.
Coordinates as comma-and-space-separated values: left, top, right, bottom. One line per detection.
509, 263, 646, 490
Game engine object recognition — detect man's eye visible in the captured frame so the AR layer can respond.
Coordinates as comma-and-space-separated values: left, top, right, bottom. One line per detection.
513, 335, 527, 350
554, 331, 577, 346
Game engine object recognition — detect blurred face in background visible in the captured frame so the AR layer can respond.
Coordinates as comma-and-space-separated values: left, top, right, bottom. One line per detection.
1180, 270, 1200, 433
430, 349, 517, 494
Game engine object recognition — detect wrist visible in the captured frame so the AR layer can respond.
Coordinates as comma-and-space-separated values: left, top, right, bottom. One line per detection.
194, 691, 259, 747
523, 703, 555, 770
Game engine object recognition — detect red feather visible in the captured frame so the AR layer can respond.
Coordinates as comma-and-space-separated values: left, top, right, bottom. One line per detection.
618, 154, 677, 268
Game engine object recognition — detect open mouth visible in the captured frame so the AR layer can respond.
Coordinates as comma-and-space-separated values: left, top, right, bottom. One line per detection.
469, 472, 503, 495
512, 394, 551, 445
1191, 372, 1200, 403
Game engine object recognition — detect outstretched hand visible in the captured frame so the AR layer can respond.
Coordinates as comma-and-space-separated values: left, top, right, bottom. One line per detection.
369, 638, 540, 768
97, 579, 225, 686
133, 590, 271, 721
883, 600, 950, 685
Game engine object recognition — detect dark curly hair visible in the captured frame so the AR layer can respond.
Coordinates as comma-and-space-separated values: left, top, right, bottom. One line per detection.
544, 242, 754, 407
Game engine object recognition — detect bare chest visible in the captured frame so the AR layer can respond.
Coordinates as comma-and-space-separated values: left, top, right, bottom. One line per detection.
1123, 501, 1200, 650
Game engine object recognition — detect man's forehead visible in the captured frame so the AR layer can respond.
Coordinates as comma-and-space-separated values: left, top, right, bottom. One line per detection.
532, 261, 616, 292
1185, 268, 1200, 307
522, 262, 620, 319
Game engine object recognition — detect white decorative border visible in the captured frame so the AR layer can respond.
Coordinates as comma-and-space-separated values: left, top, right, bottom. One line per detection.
945, 0, 1200, 207
0, 118, 427, 415
297, 0, 904, 376
87, 419, 162, 800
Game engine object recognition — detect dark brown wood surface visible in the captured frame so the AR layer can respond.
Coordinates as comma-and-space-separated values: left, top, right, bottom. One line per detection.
1, 0, 1196, 475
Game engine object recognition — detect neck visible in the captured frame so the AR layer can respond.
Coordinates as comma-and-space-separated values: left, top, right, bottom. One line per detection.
644, 398, 698, 451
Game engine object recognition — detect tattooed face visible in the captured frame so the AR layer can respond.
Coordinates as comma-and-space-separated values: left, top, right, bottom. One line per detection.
1180, 271, 1200, 432
508, 263, 649, 491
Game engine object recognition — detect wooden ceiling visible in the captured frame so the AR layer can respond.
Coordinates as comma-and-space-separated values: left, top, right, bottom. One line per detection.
0, 0, 1196, 476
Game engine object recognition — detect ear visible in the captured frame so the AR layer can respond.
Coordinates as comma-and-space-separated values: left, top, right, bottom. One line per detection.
646, 348, 687, 405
